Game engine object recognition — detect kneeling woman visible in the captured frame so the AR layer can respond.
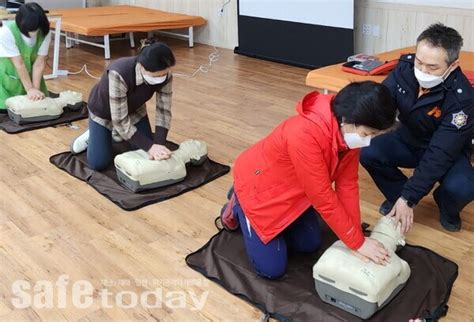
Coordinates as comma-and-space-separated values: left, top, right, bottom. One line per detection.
0, 3, 51, 111
221, 81, 397, 279
71, 41, 175, 170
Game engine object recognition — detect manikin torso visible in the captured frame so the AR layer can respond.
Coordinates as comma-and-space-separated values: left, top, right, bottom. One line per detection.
114, 139, 208, 191
6, 90, 83, 119
313, 216, 411, 318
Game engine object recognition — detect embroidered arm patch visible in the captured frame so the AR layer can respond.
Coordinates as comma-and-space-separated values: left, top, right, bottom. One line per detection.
451, 110, 468, 129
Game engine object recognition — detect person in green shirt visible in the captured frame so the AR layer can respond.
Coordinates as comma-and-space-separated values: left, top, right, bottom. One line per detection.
0, 2, 51, 112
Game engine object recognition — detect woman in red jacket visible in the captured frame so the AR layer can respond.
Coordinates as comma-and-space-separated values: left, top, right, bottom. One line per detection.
220, 81, 397, 279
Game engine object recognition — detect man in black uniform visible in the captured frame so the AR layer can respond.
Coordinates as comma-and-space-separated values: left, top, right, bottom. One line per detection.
361, 23, 473, 233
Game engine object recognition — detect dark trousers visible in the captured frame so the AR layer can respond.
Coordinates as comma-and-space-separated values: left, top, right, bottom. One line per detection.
233, 197, 322, 279
87, 116, 152, 171
360, 130, 474, 221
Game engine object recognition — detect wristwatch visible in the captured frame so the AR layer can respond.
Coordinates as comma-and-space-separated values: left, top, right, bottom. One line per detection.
400, 196, 415, 208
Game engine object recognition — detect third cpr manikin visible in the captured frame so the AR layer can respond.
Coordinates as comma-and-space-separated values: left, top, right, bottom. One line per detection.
6, 90, 83, 124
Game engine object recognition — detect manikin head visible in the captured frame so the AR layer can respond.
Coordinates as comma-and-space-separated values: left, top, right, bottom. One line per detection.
370, 216, 405, 252
172, 140, 208, 164
56, 91, 83, 107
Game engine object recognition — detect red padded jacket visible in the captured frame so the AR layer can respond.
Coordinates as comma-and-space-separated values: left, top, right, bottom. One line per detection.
233, 91, 365, 250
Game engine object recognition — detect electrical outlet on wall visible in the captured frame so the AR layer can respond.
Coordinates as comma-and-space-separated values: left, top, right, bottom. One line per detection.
372, 25, 380, 37
362, 24, 372, 36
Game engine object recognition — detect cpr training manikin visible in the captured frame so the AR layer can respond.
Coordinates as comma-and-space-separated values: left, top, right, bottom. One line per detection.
6, 90, 83, 124
114, 139, 208, 192
313, 216, 411, 319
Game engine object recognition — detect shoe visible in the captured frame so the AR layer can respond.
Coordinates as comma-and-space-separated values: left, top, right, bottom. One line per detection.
379, 200, 394, 216
219, 186, 239, 231
70, 129, 89, 154
434, 189, 461, 232
440, 216, 461, 232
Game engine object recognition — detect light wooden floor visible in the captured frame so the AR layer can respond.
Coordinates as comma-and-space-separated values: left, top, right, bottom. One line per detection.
0, 37, 472, 321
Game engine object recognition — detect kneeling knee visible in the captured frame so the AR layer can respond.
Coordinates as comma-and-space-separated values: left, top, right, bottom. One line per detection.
88, 159, 111, 171
256, 265, 287, 280
253, 260, 287, 280
305, 236, 322, 253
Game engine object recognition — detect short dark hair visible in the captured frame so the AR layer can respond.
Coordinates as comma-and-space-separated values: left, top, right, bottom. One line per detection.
416, 23, 463, 65
332, 81, 396, 131
137, 40, 176, 72
15, 2, 50, 38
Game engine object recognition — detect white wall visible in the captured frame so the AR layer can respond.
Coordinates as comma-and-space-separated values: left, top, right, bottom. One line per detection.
88, 0, 101, 6
29, 0, 87, 9
91, 1, 473, 55
100, 0, 238, 49
355, 0, 474, 53
366, 0, 473, 9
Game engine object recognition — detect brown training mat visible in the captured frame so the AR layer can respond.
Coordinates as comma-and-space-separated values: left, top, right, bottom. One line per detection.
49, 141, 230, 211
0, 92, 88, 134
186, 218, 458, 321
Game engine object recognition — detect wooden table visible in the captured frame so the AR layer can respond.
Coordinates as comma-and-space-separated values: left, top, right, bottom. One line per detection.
49, 5, 206, 60
1, 12, 63, 79
306, 46, 474, 93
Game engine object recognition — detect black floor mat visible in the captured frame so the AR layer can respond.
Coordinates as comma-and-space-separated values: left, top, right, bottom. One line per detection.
0, 92, 88, 133
49, 141, 230, 211
186, 219, 458, 322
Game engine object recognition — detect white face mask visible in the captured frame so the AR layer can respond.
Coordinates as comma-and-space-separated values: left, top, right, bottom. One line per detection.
414, 66, 451, 89
142, 72, 167, 85
342, 124, 372, 149
28, 30, 39, 38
